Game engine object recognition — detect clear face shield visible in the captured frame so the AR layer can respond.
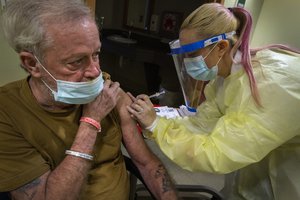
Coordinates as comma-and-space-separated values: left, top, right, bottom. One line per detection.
169, 31, 235, 112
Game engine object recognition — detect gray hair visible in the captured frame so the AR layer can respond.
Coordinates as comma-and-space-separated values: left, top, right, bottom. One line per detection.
1, 0, 93, 60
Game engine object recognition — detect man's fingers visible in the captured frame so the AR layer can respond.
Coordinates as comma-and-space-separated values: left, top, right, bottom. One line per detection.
102, 81, 120, 99
103, 79, 112, 89
110, 81, 120, 89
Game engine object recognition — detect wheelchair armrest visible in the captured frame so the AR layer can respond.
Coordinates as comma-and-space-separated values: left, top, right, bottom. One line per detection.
124, 155, 156, 199
175, 184, 224, 200
0, 192, 10, 200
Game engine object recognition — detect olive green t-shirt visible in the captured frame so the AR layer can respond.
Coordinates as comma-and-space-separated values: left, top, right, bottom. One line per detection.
0, 76, 129, 199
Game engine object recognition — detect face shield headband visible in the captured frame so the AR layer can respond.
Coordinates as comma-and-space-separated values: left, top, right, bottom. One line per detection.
168, 31, 235, 112
170, 31, 236, 55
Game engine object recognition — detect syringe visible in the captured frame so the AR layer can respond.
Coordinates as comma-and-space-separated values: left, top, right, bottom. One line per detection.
149, 90, 166, 99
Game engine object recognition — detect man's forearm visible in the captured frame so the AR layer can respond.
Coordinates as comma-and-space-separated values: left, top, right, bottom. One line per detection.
11, 123, 98, 200
45, 123, 97, 199
121, 120, 178, 199
136, 155, 178, 200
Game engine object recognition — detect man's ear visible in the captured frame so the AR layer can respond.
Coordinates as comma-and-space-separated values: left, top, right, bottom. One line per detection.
217, 40, 230, 56
19, 52, 42, 78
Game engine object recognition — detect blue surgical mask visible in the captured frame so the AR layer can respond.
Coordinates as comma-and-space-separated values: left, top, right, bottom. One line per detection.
35, 56, 104, 104
184, 44, 221, 81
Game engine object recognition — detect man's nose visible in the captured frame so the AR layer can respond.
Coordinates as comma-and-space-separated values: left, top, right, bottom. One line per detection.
84, 57, 101, 78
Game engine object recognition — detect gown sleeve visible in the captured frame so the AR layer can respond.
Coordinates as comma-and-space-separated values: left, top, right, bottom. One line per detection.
149, 49, 300, 174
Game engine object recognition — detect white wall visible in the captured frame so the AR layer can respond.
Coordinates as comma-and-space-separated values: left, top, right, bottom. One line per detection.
0, 8, 27, 86
244, 0, 264, 41
250, 0, 300, 48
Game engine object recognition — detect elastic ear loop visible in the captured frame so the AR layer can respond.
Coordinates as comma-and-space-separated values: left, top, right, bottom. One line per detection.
203, 42, 219, 60
34, 55, 57, 81
215, 55, 223, 66
204, 42, 224, 67
33, 55, 58, 94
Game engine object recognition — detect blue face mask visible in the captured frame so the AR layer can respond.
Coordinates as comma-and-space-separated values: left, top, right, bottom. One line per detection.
35, 56, 104, 105
183, 44, 221, 81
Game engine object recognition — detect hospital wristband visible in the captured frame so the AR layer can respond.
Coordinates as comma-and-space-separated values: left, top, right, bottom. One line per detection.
65, 150, 94, 161
80, 117, 101, 133
144, 116, 158, 132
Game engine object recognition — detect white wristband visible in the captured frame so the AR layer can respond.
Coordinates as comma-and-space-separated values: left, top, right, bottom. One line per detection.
65, 150, 93, 161
144, 117, 158, 132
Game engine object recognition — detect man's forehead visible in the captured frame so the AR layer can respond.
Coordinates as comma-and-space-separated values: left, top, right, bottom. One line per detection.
43, 21, 100, 59
47, 19, 98, 37
46, 19, 99, 42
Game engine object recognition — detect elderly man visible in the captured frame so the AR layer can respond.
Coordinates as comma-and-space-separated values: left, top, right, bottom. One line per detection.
0, 0, 177, 199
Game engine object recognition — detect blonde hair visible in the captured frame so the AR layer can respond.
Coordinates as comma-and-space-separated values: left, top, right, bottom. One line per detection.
181, 3, 238, 40
180, 3, 262, 106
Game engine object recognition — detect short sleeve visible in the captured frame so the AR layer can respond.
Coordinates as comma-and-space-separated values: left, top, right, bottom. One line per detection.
0, 110, 49, 191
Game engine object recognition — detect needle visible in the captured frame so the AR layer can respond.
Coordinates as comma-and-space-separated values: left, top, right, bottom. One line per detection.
149, 90, 166, 99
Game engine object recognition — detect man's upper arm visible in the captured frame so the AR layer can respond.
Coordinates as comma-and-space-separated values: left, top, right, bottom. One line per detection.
0, 113, 50, 191
115, 89, 135, 126
116, 90, 158, 164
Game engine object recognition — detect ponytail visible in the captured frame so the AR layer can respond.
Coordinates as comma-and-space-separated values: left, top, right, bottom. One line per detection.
229, 7, 262, 107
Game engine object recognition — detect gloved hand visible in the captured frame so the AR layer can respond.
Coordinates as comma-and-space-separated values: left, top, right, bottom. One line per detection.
126, 92, 157, 129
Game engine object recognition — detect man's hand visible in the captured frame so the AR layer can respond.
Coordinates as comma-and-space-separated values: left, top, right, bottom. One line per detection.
82, 79, 120, 122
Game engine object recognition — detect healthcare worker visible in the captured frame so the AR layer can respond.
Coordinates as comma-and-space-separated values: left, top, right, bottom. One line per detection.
127, 3, 300, 200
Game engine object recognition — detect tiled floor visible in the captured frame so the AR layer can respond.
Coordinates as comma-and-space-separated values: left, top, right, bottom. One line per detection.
122, 139, 225, 200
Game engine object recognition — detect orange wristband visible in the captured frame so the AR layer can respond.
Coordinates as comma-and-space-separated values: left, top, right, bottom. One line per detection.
80, 117, 101, 133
